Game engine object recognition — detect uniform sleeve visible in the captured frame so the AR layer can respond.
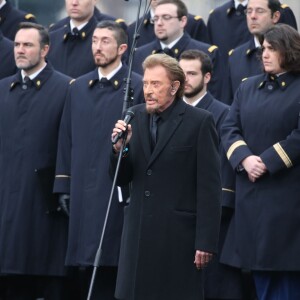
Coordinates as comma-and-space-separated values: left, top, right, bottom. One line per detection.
188, 16, 210, 43
260, 114, 300, 174
195, 113, 221, 253
109, 147, 133, 187
215, 107, 235, 209
221, 87, 253, 170
207, 46, 226, 101
279, 5, 298, 30
53, 90, 72, 194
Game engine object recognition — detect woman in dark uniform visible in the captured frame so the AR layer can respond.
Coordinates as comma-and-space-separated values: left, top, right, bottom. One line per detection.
221, 24, 300, 300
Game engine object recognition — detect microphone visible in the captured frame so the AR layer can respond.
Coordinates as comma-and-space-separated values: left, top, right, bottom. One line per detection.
112, 110, 135, 145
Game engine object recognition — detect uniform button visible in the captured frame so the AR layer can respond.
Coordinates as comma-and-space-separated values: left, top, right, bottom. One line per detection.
34, 169, 38, 172
22, 84, 28, 90
267, 84, 273, 90
144, 191, 150, 197
146, 169, 152, 175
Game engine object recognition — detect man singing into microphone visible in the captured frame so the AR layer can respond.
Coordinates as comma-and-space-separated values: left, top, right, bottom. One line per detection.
110, 53, 221, 300
54, 20, 143, 299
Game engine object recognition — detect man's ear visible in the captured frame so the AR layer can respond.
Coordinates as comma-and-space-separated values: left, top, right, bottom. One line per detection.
171, 80, 180, 95
204, 72, 211, 85
41, 44, 50, 58
118, 44, 128, 55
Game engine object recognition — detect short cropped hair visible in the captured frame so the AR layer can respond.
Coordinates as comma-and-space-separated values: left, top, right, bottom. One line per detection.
17, 22, 49, 48
156, 0, 188, 19
179, 49, 213, 75
96, 20, 128, 46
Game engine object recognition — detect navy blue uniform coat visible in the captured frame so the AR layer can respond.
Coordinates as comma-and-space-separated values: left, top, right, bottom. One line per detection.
0, 30, 16, 79
0, 64, 70, 276
221, 73, 300, 270
48, 17, 97, 78
54, 66, 143, 266
197, 93, 243, 299
224, 38, 262, 104
111, 100, 221, 300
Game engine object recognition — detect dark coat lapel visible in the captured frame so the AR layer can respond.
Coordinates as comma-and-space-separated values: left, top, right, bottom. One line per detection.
148, 99, 186, 166
136, 107, 152, 159
135, 100, 187, 165
195, 92, 213, 110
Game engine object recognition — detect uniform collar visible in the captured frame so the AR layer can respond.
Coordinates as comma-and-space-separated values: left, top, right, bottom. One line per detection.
160, 34, 183, 50
227, 0, 247, 15
245, 38, 260, 56
98, 62, 122, 81
0, 0, 6, 10
88, 65, 127, 90
70, 19, 88, 32
194, 92, 213, 110
258, 72, 293, 91
63, 16, 97, 42
183, 91, 208, 107
152, 33, 191, 58
234, 0, 248, 9
10, 63, 54, 91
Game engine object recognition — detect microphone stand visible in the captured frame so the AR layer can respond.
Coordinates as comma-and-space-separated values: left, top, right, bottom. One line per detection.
122, 0, 151, 114
87, 134, 127, 300
86, 1, 150, 299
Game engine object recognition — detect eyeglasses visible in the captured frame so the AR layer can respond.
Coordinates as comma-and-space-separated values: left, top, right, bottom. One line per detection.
244, 8, 269, 15
151, 14, 180, 23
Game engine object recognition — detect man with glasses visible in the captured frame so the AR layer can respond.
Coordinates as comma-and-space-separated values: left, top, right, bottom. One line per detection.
223, 0, 281, 103
131, 0, 224, 101
127, 0, 209, 49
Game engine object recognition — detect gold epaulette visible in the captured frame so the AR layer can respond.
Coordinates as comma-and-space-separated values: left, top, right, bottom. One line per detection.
208, 45, 218, 53
281, 4, 289, 9
25, 13, 35, 20
194, 15, 202, 21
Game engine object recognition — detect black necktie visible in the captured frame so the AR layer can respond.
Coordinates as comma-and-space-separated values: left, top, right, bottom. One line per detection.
150, 114, 160, 150
22, 76, 31, 90
100, 77, 108, 83
163, 47, 174, 57
72, 27, 80, 36
99, 77, 109, 88
236, 4, 245, 16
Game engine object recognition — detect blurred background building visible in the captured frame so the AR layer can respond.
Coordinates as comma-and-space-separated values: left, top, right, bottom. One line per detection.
14, 0, 300, 29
